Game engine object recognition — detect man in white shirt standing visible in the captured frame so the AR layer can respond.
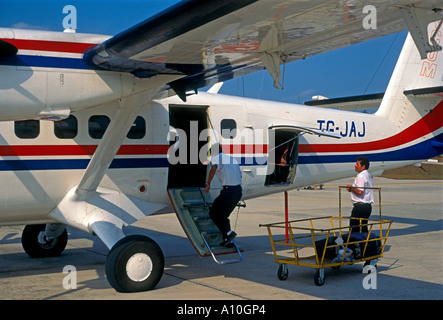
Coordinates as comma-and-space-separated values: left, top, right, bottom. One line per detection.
205, 143, 242, 246
346, 156, 374, 233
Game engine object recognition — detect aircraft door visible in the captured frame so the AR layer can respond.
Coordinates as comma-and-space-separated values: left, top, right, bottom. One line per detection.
168, 105, 209, 188
265, 129, 299, 186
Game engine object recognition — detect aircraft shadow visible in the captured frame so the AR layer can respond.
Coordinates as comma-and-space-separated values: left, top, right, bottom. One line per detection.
0, 213, 441, 300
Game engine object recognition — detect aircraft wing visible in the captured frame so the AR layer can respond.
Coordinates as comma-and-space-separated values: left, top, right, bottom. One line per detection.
84, 0, 443, 101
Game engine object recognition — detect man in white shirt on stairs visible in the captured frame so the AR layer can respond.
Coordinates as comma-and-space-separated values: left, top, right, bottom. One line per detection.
205, 143, 242, 246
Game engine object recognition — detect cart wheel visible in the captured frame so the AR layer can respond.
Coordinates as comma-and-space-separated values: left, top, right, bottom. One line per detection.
277, 264, 288, 281
364, 260, 378, 274
314, 268, 325, 286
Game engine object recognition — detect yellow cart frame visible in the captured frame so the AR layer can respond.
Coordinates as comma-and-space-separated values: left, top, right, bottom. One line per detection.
259, 187, 392, 286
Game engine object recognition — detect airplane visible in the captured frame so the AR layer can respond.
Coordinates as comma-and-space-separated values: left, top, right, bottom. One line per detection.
0, 0, 442, 293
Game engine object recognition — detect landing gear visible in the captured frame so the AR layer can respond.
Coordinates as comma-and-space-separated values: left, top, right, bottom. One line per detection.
105, 235, 164, 293
22, 224, 68, 258
21, 224, 164, 292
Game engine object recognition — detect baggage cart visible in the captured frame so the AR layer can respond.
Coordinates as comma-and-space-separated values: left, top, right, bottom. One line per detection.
259, 187, 392, 286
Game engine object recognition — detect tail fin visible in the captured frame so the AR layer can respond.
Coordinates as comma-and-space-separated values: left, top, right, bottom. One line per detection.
376, 21, 443, 129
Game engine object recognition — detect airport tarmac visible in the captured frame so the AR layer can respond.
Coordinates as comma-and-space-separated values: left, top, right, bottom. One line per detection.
0, 177, 442, 302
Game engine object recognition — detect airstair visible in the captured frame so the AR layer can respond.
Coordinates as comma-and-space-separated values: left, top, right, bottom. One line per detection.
167, 187, 242, 264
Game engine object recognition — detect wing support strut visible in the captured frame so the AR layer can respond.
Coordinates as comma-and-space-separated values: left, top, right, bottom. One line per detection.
75, 94, 146, 197
48, 87, 169, 248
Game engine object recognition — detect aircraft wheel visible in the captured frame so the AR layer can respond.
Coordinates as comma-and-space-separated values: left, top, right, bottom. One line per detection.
22, 224, 68, 258
106, 235, 164, 293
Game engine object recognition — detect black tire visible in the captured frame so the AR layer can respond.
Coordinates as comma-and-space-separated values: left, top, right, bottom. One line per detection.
364, 260, 377, 274
22, 224, 68, 258
105, 235, 164, 293
314, 269, 325, 286
277, 264, 288, 281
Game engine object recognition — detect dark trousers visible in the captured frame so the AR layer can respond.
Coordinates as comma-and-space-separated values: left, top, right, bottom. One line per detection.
350, 203, 372, 233
209, 185, 242, 238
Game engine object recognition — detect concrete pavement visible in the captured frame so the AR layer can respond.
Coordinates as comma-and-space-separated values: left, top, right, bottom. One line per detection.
0, 177, 441, 301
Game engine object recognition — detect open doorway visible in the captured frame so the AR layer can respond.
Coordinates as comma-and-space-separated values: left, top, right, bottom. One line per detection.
265, 129, 299, 186
168, 105, 209, 188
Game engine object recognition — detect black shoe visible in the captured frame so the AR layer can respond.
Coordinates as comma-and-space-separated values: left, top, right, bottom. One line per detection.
220, 231, 237, 246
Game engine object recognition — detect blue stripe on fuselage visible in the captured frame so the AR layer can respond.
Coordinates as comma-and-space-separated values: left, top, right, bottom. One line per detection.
0, 158, 169, 171
0, 55, 91, 70
0, 133, 441, 171
298, 132, 443, 164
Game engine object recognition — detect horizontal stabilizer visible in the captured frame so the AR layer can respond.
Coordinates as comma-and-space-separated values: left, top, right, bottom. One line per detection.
403, 85, 443, 96
304, 93, 384, 110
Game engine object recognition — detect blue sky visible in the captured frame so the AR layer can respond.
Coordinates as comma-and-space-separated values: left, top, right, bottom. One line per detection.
0, 0, 408, 104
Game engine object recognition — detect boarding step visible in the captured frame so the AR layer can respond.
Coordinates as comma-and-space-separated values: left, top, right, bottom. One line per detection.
201, 232, 242, 265
167, 187, 242, 261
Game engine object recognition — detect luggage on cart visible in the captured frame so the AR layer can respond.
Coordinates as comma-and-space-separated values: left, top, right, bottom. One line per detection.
314, 236, 338, 259
342, 232, 381, 259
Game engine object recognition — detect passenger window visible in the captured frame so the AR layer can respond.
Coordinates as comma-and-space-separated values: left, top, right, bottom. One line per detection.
221, 119, 237, 139
15, 120, 40, 139
88, 115, 110, 139
127, 116, 145, 139
54, 115, 78, 139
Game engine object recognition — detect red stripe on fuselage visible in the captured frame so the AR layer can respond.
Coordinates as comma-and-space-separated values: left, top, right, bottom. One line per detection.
299, 100, 443, 153
0, 144, 267, 157
0, 38, 97, 54
0, 145, 169, 156
221, 144, 268, 154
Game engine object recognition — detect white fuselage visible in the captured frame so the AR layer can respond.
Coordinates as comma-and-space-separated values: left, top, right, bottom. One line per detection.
0, 28, 442, 227
0, 90, 418, 225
